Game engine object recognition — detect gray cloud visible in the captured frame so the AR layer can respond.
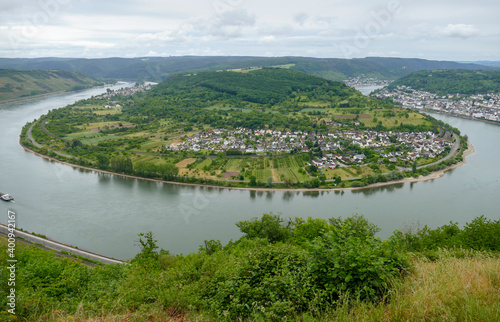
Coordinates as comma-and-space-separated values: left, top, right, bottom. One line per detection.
436, 24, 479, 39
207, 9, 256, 39
0, 0, 498, 60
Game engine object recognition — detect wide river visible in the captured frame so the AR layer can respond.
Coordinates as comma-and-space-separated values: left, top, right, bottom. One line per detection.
1, 84, 499, 260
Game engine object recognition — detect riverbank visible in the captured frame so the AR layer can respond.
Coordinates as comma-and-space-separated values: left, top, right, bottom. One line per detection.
0, 83, 119, 106
423, 109, 500, 127
20, 139, 474, 193
0, 223, 124, 265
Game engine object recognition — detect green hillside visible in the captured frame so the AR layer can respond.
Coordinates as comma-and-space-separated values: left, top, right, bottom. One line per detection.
0, 69, 102, 102
0, 56, 489, 82
152, 68, 357, 106
386, 69, 500, 95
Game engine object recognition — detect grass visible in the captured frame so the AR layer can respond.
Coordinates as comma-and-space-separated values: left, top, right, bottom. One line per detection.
325, 167, 360, 179
225, 158, 241, 171
196, 159, 213, 170
254, 169, 273, 181
81, 134, 121, 144
93, 106, 122, 116
64, 131, 98, 140
319, 251, 500, 321
175, 158, 197, 168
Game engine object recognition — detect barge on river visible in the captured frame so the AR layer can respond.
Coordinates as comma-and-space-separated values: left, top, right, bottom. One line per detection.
0, 193, 14, 202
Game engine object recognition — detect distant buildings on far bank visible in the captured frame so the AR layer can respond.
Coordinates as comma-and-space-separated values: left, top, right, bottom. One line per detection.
374, 86, 500, 123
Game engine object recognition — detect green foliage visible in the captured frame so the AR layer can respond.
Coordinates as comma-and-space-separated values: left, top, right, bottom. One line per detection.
110, 155, 133, 174
236, 213, 294, 243
306, 223, 405, 302
0, 56, 484, 83
133, 231, 160, 263
95, 153, 109, 169
0, 69, 99, 102
292, 217, 329, 245
387, 69, 500, 95
204, 214, 407, 319
390, 215, 500, 253
199, 239, 223, 255
203, 243, 311, 320
1, 214, 497, 321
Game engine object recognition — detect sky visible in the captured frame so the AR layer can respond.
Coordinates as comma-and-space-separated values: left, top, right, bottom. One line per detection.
0, 0, 498, 61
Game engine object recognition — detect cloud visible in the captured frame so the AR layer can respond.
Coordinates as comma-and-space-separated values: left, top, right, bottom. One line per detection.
207, 9, 256, 39
136, 24, 193, 43
437, 24, 479, 39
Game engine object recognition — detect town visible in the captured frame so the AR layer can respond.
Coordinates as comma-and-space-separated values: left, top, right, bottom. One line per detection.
344, 77, 392, 87
373, 86, 500, 123
167, 127, 453, 167
93, 82, 154, 100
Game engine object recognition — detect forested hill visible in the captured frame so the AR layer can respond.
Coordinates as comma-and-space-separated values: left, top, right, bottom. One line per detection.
386, 69, 500, 95
151, 68, 359, 105
0, 69, 102, 102
0, 56, 489, 82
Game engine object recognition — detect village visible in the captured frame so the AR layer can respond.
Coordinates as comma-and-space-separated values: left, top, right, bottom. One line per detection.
373, 86, 500, 123
344, 77, 392, 87
166, 127, 452, 168
94, 82, 154, 100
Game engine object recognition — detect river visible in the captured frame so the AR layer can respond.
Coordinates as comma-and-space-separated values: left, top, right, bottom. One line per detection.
1, 85, 499, 260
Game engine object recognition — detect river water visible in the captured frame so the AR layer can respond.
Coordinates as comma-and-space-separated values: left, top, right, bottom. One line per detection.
1, 85, 499, 260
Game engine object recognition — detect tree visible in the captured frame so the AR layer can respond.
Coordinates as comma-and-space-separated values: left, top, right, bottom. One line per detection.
199, 239, 223, 255
236, 213, 294, 243
132, 231, 160, 265
412, 160, 417, 173
111, 155, 133, 174
249, 175, 257, 187
292, 217, 329, 245
96, 153, 109, 169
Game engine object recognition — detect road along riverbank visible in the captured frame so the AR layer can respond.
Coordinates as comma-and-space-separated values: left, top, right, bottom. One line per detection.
0, 223, 124, 265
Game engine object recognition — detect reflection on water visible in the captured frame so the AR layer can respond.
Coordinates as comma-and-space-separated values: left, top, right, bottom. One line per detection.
282, 191, 294, 201
351, 183, 405, 196
302, 191, 320, 198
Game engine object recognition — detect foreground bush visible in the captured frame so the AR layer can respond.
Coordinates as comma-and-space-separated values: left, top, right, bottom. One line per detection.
1, 214, 498, 321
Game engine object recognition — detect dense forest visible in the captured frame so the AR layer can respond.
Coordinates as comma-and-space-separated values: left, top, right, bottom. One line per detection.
1, 214, 498, 320
386, 69, 500, 95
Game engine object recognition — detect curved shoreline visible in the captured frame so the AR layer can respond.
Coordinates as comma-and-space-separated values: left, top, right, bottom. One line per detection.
20, 140, 475, 193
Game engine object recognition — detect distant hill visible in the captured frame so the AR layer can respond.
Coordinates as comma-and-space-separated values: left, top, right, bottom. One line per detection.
461, 61, 500, 68
0, 69, 102, 102
0, 56, 489, 83
386, 69, 500, 95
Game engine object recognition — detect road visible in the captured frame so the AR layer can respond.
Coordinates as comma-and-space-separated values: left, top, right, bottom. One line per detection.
26, 121, 42, 148
0, 223, 125, 265
398, 132, 461, 171
26, 120, 74, 159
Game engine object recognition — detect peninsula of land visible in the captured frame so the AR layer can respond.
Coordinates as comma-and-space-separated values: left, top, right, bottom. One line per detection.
20, 68, 471, 191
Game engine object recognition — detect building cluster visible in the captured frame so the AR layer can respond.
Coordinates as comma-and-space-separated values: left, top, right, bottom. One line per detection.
166, 128, 451, 165
374, 86, 500, 122
94, 83, 154, 100
344, 77, 392, 87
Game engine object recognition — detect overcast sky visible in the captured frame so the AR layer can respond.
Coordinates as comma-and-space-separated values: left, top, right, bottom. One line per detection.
0, 0, 498, 61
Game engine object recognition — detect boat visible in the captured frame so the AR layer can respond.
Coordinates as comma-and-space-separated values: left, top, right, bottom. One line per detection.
0, 193, 14, 202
